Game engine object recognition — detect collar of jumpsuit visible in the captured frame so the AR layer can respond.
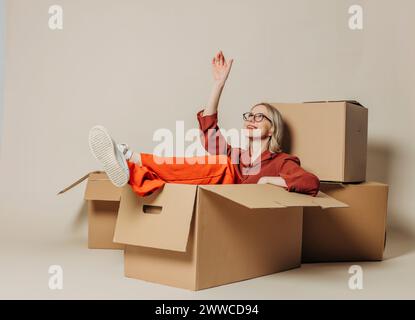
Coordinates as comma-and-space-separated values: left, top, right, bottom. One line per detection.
237, 148, 280, 183
240, 148, 277, 168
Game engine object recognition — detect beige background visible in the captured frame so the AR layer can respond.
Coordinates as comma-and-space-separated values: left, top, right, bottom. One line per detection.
1, 0, 414, 299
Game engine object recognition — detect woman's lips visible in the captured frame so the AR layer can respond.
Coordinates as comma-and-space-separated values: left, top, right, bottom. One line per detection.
246, 125, 257, 129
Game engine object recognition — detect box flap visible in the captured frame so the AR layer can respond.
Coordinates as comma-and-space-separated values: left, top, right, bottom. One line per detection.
57, 171, 102, 195
303, 100, 364, 107
84, 172, 121, 201
113, 184, 197, 252
199, 184, 348, 209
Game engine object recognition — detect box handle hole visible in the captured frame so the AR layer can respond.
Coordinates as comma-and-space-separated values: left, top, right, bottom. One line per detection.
143, 205, 162, 214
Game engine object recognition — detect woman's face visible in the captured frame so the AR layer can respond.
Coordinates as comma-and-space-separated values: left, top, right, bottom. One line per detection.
243, 105, 274, 139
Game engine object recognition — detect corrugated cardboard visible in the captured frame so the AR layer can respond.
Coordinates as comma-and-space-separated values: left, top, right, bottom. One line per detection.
59, 171, 123, 250
271, 101, 368, 182
302, 181, 388, 262
114, 183, 348, 291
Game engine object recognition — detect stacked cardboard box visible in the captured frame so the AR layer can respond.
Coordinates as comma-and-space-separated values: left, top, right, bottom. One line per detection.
271, 101, 389, 262
59, 100, 388, 290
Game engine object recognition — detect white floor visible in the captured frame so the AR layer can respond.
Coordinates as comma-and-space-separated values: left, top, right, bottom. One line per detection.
1, 225, 414, 300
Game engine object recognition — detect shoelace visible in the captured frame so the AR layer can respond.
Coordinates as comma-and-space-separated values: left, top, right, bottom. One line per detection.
118, 143, 133, 161
118, 143, 129, 155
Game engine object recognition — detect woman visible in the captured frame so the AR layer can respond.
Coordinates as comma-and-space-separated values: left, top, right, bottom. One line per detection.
88, 51, 320, 197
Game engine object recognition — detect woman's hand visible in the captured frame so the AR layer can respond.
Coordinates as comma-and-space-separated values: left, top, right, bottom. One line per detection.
212, 50, 234, 85
257, 176, 288, 188
203, 51, 234, 116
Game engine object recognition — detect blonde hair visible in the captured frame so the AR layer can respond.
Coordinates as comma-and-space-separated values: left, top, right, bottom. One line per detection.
251, 102, 284, 153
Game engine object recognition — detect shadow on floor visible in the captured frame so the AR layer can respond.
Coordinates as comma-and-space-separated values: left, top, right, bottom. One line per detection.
366, 140, 415, 259
384, 217, 415, 260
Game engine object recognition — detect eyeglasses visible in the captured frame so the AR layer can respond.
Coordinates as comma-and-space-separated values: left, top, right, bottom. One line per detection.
243, 112, 272, 123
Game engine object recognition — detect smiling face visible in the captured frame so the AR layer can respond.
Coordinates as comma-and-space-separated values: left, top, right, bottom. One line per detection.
243, 104, 274, 139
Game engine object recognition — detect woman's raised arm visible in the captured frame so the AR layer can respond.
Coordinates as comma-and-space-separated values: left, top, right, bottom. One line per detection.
203, 51, 234, 116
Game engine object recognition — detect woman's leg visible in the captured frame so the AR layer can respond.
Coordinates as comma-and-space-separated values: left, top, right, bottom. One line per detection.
127, 153, 236, 197
88, 126, 236, 196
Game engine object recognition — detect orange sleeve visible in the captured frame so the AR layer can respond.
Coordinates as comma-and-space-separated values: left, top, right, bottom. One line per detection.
278, 155, 320, 197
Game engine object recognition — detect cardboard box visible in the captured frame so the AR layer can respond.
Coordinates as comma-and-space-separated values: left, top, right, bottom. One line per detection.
59, 172, 124, 250
113, 183, 347, 291
302, 181, 388, 262
271, 100, 368, 182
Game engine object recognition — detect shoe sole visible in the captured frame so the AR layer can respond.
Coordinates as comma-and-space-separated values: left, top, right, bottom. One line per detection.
88, 126, 129, 187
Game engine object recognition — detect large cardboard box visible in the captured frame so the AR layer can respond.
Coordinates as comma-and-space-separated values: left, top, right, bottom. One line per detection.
113, 183, 347, 291
302, 181, 388, 262
59, 172, 124, 250
271, 101, 368, 182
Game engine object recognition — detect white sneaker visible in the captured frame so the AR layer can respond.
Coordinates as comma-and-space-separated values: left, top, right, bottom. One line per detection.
88, 125, 130, 187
